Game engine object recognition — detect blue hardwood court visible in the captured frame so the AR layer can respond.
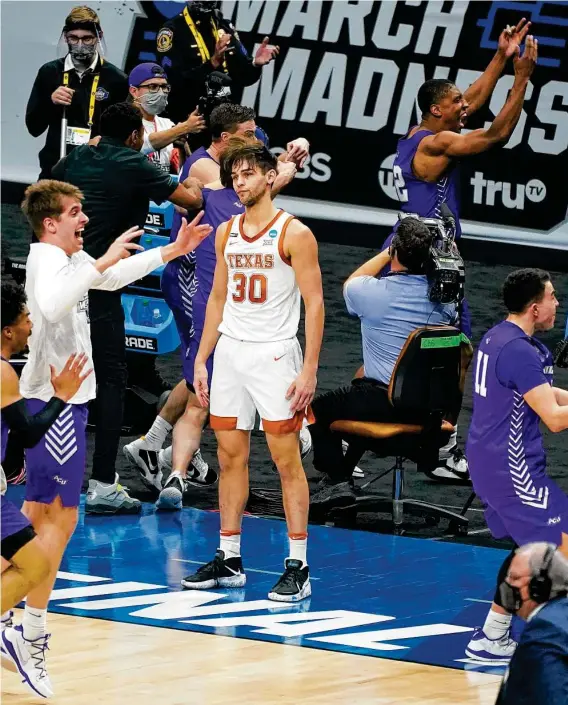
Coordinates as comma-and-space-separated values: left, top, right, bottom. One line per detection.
3, 485, 509, 703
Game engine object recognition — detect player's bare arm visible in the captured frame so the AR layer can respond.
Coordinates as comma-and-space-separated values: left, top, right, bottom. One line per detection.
190, 157, 221, 185
524, 383, 568, 433
284, 220, 324, 413
463, 18, 530, 116
425, 35, 537, 162
194, 222, 230, 407
553, 387, 568, 407
168, 179, 203, 210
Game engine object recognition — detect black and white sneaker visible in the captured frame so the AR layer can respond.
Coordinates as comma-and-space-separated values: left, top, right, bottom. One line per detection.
123, 437, 163, 491
424, 446, 470, 483
181, 550, 246, 590
268, 559, 311, 602
185, 450, 218, 487
155, 472, 184, 511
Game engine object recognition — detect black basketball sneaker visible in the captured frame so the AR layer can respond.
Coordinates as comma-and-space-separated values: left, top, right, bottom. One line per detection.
181, 550, 246, 590
268, 559, 311, 602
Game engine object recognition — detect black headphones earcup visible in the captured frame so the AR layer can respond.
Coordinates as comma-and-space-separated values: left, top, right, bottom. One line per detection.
529, 546, 555, 603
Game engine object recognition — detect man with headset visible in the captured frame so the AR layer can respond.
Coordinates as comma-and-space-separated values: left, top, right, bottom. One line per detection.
496, 542, 568, 705
26, 5, 127, 179
308, 217, 461, 511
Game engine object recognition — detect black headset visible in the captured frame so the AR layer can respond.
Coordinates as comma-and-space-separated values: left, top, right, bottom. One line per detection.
529, 544, 555, 604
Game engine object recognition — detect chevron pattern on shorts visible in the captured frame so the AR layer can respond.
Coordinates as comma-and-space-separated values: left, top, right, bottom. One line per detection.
179, 255, 198, 339
44, 405, 78, 466
508, 392, 549, 510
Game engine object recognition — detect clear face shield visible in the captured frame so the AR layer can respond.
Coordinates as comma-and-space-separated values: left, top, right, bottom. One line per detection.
56, 24, 107, 62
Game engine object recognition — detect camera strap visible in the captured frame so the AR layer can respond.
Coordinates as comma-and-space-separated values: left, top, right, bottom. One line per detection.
183, 6, 227, 73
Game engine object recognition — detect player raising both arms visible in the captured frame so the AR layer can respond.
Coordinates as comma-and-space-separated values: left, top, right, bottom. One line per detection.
181, 142, 324, 602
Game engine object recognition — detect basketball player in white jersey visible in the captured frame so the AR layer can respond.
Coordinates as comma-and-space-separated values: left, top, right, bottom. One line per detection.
181, 142, 324, 601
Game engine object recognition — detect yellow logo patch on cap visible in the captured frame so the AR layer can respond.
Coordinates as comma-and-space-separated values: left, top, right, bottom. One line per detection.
157, 28, 173, 53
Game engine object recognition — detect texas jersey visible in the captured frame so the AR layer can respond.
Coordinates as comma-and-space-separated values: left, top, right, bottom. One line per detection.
218, 210, 300, 343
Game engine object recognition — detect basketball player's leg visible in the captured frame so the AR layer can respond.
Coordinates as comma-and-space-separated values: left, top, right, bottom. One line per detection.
1, 402, 88, 696
181, 336, 254, 590
0, 496, 49, 614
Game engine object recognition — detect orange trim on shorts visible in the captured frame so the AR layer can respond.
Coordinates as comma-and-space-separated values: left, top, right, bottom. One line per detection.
221, 216, 236, 255
278, 215, 296, 266
210, 414, 238, 430
262, 410, 305, 435
239, 209, 283, 243
305, 404, 315, 425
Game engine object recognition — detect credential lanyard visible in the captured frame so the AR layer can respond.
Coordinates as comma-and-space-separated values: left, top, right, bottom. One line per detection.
63, 70, 101, 128
183, 6, 227, 73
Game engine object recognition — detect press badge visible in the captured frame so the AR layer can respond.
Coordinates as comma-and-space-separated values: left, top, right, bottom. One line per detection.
66, 126, 91, 146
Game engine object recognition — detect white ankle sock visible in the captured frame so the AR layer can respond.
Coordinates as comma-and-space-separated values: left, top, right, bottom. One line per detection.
219, 532, 241, 559
162, 445, 173, 465
288, 535, 308, 567
482, 610, 512, 640
145, 416, 172, 449
23, 606, 48, 641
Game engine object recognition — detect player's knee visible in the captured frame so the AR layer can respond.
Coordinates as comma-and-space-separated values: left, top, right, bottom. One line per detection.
12, 540, 50, 585
217, 447, 249, 472
272, 453, 303, 480
184, 403, 208, 427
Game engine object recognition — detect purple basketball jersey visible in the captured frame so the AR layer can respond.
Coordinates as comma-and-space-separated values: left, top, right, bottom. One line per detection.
394, 129, 461, 237
467, 321, 554, 500
170, 147, 217, 243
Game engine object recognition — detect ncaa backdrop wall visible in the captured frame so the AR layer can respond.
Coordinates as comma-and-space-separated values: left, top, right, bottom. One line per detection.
2, 0, 567, 249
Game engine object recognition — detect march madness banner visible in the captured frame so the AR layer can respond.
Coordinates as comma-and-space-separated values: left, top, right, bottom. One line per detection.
124, 1, 567, 238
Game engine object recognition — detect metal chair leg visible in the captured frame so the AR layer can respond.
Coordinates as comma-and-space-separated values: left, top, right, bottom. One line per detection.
392, 456, 404, 526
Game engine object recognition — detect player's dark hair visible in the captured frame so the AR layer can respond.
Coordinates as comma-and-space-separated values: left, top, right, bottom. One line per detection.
210, 103, 256, 139
391, 218, 433, 274
222, 141, 277, 185
417, 79, 456, 117
100, 102, 142, 141
1, 280, 28, 329
502, 269, 551, 313
219, 136, 264, 188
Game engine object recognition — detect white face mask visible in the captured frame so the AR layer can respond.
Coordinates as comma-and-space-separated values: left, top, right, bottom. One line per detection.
139, 91, 168, 116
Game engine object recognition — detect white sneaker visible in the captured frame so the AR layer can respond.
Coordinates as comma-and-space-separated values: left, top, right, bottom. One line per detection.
342, 440, 364, 479
1, 625, 54, 697
299, 427, 312, 459
1, 611, 17, 672
158, 445, 173, 475
85, 474, 141, 515
426, 447, 470, 483
156, 472, 184, 511
186, 449, 218, 487
123, 437, 163, 491
465, 628, 517, 663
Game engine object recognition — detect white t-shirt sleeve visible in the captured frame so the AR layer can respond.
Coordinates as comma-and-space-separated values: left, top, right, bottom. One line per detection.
91, 248, 165, 291
141, 117, 176, 155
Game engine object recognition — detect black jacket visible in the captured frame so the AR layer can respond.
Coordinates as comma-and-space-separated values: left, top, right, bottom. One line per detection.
26, 56, 128, 178
157, 9, 261, 123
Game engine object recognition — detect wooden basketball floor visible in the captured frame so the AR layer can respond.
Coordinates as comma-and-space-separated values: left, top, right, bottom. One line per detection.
2, 486, 506, 704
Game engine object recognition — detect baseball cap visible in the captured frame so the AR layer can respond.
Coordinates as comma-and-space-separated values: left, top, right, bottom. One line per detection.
129, 62, 168, 87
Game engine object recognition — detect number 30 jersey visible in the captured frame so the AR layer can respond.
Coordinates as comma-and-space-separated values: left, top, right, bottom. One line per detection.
466, 321, 554, 497
393, 129, 462, 238
218, 210, 301, 343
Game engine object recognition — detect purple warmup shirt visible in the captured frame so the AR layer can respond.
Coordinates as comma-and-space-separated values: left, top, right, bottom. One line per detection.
394, 128, 461, 237
467, 321, 554, 498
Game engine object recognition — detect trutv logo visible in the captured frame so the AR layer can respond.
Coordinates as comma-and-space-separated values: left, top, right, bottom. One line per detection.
470, 172, 547, 210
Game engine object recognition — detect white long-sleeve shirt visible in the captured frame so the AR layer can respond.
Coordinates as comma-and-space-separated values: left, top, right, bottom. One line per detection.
20, 242, 164, 404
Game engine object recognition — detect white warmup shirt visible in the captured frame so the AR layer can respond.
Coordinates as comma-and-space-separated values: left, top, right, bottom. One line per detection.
20, 242, 164, 405
141, 116, 175, 173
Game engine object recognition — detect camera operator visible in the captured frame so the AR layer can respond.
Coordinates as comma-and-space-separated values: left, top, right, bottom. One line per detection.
308, 217, 467, 511
25, 6, 128, 179
156, 1, 278, 125
495, 542, 568, 705
128, 62, 205, 173
52, 102, 203, 515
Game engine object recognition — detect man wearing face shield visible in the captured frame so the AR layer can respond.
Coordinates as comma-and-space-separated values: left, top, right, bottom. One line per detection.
495, 542, 568, 705
25, 6, 128, 179
156, 1, 278, 126
128, 62, 206, 174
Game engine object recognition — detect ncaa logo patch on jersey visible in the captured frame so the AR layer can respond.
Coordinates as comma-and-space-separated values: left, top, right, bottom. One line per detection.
268, 229, 278, 238
157, 28, 173, 52
95, 87, 109, 101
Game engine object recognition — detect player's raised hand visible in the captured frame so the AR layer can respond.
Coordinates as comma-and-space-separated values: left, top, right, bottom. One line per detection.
96, 227, 145, 271
286, 138, 310, 169
514, 34, 538, 79
194, 361, 209, 408
174, 212, 213, 256
286, 368, 317, 414
50, 353, 93, 402
254, 37, 279, 66
498, 18, 531, 58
